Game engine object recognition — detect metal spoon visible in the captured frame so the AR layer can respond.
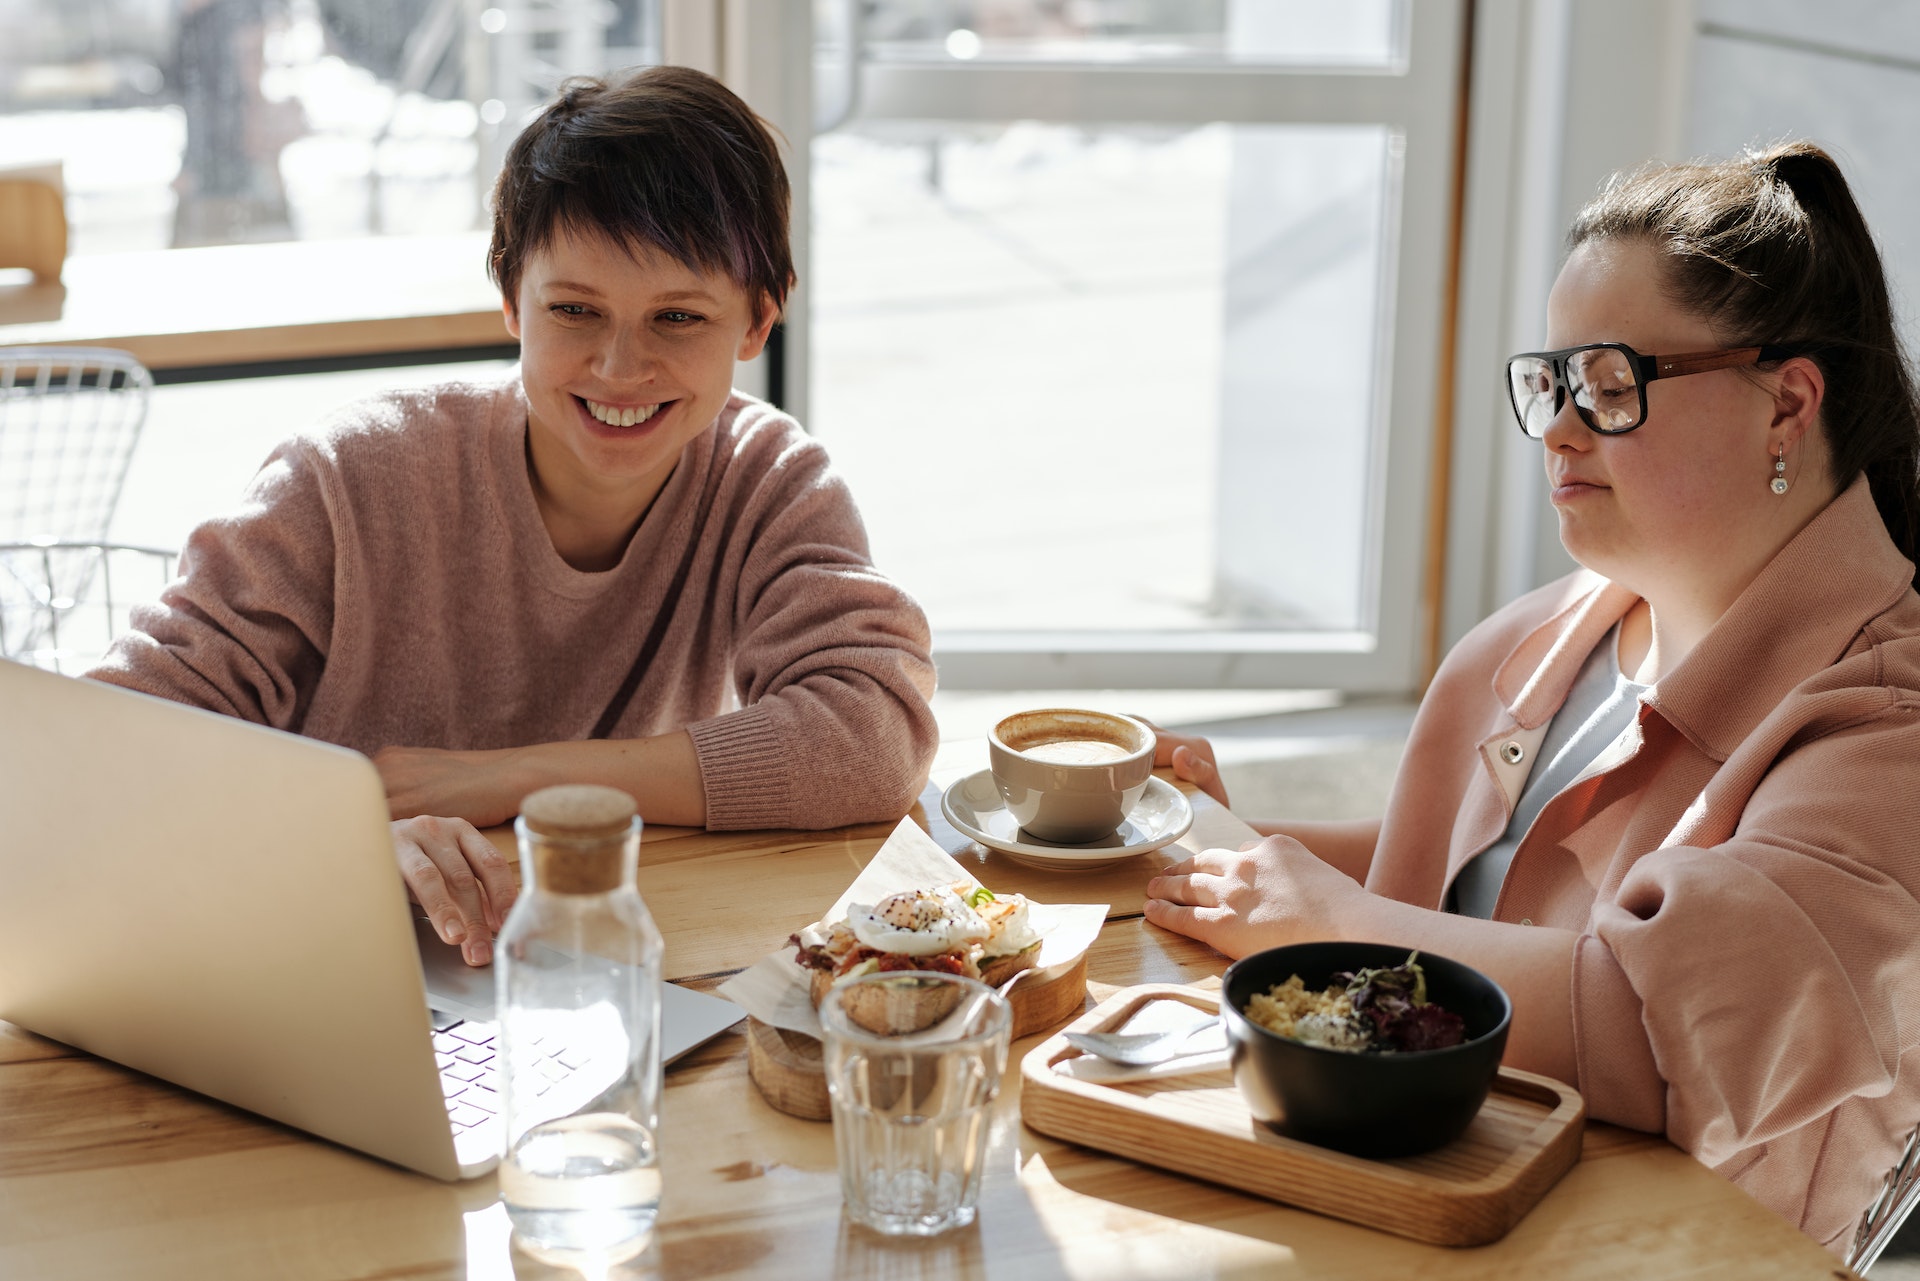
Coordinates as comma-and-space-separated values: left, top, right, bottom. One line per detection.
1065, 1009, 1224, 1066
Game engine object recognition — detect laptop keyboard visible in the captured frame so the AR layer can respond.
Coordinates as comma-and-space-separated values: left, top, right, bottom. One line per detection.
430, 1011, 591, 1139
431, 1014, 503, 1134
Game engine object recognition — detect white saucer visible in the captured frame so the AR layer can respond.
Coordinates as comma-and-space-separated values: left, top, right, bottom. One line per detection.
940, 770, 1194, 870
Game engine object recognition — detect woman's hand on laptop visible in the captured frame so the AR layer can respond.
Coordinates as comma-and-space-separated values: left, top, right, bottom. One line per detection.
391, 815, 517, 967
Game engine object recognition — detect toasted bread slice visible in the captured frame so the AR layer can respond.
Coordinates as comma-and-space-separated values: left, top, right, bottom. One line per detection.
820, 970, 967, 1035
978, 939, 1041, 989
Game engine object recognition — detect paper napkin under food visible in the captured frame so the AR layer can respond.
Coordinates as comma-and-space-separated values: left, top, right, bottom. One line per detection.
717, 816, 1107, 1039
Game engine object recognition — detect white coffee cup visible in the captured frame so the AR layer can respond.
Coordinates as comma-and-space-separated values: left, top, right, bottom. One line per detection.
987, 708, 1154, 844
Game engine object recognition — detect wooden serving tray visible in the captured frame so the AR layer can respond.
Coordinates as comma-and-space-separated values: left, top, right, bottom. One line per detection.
1020, 984, 1586, 1247
748, 953, 1090, 1121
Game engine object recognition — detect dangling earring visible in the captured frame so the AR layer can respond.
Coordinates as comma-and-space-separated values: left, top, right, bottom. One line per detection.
1771, 448, 1789, 495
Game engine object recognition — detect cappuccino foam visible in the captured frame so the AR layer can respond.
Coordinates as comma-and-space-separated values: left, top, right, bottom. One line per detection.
1020, 737, 1133, 765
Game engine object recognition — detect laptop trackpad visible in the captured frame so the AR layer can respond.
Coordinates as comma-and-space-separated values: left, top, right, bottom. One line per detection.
413, 917, 745, 1064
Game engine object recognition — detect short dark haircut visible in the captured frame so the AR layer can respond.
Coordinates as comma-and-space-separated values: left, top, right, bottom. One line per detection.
487, 65, 793, 319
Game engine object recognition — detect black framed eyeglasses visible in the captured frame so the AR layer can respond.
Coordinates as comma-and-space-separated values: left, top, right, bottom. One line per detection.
1506, 342, 1794, 438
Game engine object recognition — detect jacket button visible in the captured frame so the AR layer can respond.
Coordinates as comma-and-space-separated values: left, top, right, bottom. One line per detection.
1520, 918, 1534, 926
1500, 740, 1526, 765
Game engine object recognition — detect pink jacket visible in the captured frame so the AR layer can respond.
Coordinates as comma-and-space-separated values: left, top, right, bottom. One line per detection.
1368, 476, 1920, 1251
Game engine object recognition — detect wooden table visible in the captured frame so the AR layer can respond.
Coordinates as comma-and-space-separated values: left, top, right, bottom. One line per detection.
0, 774, 1855, 1279
0, 233, 514, 381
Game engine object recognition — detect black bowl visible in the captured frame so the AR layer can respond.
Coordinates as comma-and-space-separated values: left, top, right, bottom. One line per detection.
1221, 942, 1512, 1158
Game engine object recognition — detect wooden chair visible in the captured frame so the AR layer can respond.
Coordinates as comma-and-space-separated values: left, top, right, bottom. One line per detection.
0, 179, 68, 285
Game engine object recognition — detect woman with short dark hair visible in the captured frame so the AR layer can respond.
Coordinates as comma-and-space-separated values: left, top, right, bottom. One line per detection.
90, 67, 938, 967
1148, 143, 1920, 1254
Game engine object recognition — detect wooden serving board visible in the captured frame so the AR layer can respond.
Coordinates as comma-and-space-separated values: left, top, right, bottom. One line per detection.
747, 953, 1090, 1121
1020, 984, 1586, 1247
746, 1018, 832, 1120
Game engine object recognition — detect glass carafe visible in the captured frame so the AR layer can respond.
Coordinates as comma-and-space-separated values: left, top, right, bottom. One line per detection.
496, 784, 664, 1266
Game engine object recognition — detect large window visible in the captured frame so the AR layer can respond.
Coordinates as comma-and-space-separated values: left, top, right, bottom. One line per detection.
813, 120, 1396, 635
0, 0, 660, 254
792, 0, 1466, 689
6, 0, 1470, 696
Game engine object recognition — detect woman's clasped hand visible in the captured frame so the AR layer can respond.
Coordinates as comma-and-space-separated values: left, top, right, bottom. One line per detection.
1144, 836, 1365, 956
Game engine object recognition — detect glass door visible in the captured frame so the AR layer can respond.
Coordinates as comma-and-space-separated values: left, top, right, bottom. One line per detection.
709, 0, 1465, 692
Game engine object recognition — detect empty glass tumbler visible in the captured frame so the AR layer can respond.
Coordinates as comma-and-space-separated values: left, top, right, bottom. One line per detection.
497, 785, 664, 1266
819, 972, 1013, 1236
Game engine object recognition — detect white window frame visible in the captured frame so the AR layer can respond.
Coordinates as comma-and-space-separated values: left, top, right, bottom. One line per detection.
678, 0, 1469, 693
1439, 0, 1695, 663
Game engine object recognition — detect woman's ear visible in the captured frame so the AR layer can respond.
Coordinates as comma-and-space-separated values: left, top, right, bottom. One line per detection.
501, 295, 522, 341
736, 292, 780, 362
1769, 355, 1825, 454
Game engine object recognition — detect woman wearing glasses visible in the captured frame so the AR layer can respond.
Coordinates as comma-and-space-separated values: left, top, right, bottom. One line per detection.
1146, 142, 1920, 1256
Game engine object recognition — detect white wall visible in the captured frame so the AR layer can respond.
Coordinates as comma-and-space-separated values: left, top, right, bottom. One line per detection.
1688, 1, 1920, 347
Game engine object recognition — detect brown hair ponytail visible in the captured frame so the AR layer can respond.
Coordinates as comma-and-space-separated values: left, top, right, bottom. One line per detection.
1568, 142, 1920, 586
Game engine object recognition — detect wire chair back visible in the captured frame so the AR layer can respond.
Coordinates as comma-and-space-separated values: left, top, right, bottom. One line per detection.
0, 540, 177, 673
0, 347, 159, 666
0, 346, 153, 542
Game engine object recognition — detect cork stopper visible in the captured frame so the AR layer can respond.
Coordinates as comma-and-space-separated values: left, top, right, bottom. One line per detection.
519, 785, 637, 894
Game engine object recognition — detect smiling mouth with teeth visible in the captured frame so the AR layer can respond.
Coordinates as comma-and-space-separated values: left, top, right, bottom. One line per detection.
581, 396, 666, 428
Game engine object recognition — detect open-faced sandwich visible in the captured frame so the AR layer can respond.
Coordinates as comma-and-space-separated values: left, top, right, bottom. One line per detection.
788, 883, 1043, 1030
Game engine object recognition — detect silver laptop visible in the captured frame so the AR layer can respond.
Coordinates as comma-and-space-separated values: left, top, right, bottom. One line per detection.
0, 658, 743, 1179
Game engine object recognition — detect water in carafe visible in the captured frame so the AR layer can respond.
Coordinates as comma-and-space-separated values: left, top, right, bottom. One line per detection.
497, 785, 664, 1265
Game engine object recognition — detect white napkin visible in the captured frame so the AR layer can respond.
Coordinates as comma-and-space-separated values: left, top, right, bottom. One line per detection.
1052, 997, 1230, 1083
716, 816, 1107, 1039
1053, 1044, 1231, 1084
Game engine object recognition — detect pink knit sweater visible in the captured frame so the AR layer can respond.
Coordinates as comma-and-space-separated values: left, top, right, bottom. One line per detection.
87, 375, 938, 829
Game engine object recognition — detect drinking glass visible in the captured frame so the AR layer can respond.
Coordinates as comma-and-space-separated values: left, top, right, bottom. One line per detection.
818, 972, 1012, 1236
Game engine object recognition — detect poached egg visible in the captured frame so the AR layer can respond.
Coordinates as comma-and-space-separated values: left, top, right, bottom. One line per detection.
847, 887, 989, 956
